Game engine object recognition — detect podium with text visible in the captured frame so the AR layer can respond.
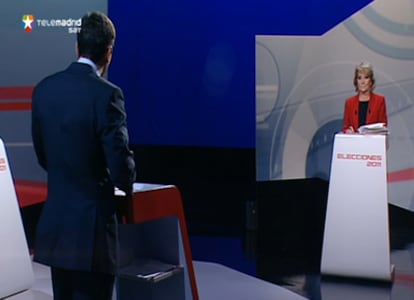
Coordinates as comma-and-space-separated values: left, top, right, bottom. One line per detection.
0, 138, 52, 299
321, 133, 393, 281
116, 183, 199, 300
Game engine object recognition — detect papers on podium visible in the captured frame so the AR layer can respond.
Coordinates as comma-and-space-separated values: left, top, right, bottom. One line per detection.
358, 122, 388, 135
115, 183, 173, 196
118, 258, 182, 283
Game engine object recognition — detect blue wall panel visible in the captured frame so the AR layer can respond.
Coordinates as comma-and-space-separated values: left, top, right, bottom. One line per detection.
108, 0, 372, 147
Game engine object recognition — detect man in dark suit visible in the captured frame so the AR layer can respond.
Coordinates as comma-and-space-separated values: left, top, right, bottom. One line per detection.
31, 11, 136, 300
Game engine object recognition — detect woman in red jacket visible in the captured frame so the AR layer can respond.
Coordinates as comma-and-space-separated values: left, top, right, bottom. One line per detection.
342, 62, 388, 133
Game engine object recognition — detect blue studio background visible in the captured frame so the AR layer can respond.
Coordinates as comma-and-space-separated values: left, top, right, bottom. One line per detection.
108, 0, 371, 148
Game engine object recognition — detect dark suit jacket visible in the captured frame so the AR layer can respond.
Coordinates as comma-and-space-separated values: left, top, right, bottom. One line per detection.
31, 62, 136, 273
342, 93, 388, 133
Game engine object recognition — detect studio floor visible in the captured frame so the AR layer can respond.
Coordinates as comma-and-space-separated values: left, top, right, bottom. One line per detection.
18, 188, 414, 299
22, 230, 414, 300
190, 204, 414, 300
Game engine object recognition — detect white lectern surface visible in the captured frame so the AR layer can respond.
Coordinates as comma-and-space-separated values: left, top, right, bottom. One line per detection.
321, 134, 392, 281
0, 138, 34, 298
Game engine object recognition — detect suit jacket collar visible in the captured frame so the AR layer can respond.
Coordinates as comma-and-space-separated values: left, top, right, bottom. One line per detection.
66, 62, 99, 77
348, 93, 381, 109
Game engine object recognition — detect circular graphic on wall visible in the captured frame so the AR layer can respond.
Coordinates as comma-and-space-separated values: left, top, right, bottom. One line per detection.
306, 119, 343, 181
344, 0, 414, 60
255, 42, 280, 124
269, 62, 351, 180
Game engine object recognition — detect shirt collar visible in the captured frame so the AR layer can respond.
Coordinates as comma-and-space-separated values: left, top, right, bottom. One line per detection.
77, 57, 100, 76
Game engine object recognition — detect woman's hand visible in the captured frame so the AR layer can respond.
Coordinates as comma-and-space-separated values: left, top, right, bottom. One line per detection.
345, 126, 355, 134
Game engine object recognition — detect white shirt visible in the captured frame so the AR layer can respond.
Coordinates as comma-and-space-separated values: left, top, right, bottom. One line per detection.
77, 57, 100, 76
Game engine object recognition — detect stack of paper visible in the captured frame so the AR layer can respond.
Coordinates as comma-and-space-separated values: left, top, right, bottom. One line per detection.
118, 258, 182, 283
358, 122, 388, 135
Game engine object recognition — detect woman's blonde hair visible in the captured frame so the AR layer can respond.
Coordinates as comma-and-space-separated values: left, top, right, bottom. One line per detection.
353, 61, 375, 92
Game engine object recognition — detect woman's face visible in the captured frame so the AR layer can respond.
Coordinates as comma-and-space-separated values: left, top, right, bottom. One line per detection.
357, 71, 372, 93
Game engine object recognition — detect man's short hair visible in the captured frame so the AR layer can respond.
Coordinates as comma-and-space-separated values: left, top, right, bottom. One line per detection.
77, 11, 115, 66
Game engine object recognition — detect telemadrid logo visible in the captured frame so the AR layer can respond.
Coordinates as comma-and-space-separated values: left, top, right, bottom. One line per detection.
21, 14, 81, 33
22, 15, 35, 32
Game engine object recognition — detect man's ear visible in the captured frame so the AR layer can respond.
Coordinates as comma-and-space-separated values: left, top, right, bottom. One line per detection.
106, 46, 113, 63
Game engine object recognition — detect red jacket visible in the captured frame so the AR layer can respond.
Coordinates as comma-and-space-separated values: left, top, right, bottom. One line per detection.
342, 93, 387, 133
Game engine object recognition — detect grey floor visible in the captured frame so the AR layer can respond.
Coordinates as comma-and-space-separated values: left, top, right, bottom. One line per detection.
8, 247, 414, 300
19, 260, 306, 300
276, 247, 414, 300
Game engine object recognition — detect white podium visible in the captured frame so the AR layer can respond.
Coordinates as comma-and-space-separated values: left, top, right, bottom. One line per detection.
321, 133, 393, 281
0, 138, 52, 299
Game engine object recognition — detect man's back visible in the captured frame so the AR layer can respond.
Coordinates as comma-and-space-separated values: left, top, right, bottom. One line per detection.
30, 11, 135, 300
31, 61, 135, 272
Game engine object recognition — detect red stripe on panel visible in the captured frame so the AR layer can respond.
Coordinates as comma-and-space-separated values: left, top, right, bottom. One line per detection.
14, 180, 47, 208
0, 86, 34, 100
0, 86, 34, 111
388, 168, 414, 183
0, 102, 32, 111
